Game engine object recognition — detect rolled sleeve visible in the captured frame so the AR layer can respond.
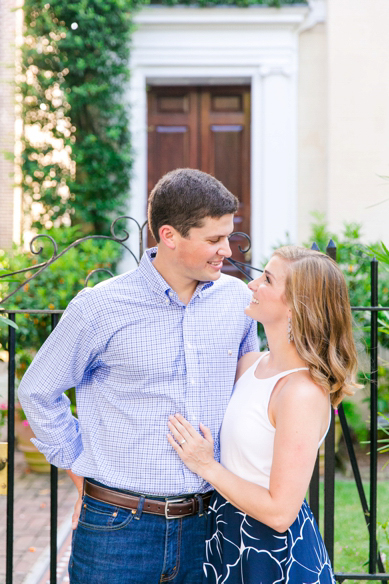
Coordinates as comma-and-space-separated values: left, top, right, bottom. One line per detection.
32, 428, 83, 469
18, 294, 99, 469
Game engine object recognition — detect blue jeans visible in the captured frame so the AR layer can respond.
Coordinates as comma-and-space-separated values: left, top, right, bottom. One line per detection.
68, 481, 208, 584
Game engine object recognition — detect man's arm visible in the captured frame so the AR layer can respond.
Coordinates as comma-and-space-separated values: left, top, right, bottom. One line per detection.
18, 296, 99, 469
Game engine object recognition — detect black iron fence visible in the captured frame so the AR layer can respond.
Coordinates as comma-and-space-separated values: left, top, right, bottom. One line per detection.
0, 219, 388, 583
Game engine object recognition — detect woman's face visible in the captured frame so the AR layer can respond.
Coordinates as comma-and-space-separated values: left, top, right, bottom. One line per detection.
245, 255, 291, 325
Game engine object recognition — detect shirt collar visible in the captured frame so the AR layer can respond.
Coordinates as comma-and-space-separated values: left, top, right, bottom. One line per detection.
138, 247, 214, 300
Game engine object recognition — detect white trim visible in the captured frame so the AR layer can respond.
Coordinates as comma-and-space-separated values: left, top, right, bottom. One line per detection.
122, 4, 318, 271
134, 5, 309, 26
298, 0, 326, 33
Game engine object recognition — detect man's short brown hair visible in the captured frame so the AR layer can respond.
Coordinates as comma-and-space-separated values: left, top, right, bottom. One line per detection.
148, 168, 239, 243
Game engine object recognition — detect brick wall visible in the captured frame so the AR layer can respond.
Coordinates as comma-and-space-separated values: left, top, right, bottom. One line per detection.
0, 0, 17, 250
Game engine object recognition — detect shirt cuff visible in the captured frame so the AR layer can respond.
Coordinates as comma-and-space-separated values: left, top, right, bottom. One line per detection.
31, 432, 83, 469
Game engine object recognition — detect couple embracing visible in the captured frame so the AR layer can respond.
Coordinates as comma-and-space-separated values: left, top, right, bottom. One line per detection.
19, 168, 358, 584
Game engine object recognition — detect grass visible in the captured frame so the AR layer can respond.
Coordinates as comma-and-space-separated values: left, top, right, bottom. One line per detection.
317, 480, 389, 581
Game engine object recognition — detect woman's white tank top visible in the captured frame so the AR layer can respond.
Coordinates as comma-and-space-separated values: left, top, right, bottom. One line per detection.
220, 352, 331, 490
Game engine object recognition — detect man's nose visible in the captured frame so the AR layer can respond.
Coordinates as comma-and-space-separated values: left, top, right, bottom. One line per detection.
218, 238, 232, 258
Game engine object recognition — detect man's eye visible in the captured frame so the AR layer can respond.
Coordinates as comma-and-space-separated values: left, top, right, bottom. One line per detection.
209, 239, 220, 243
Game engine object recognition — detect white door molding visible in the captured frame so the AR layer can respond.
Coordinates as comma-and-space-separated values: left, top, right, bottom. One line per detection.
123, 3, 320, 271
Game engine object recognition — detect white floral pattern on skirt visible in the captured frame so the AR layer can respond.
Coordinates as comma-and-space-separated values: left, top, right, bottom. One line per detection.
203, 493, 335, 584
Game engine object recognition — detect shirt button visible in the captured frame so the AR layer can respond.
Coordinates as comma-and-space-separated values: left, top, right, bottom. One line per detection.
228, 349, 232, 356
187, 342, 192, 349
165, 299, 170, 305
190, 378, 195, 385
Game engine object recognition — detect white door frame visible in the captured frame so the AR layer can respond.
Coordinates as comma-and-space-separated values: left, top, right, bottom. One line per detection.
122, 2, 325, 271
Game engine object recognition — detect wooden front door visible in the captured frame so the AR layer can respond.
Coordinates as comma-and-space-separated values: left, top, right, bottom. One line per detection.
147, 86, 251, 276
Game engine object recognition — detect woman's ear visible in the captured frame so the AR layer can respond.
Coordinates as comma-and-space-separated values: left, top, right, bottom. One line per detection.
158, 225, 177, 250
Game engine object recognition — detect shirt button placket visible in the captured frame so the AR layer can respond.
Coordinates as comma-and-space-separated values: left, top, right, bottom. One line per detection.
183, 311, 199, 430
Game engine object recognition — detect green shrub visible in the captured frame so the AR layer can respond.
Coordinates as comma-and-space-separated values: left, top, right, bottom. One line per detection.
19, 0, 138, 234
0, 226, 121, 362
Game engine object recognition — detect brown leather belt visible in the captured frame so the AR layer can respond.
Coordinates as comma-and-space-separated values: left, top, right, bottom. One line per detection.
84, 479, 213, 519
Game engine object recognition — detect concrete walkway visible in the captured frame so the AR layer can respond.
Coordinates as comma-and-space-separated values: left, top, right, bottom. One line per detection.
0, 450, 76, 584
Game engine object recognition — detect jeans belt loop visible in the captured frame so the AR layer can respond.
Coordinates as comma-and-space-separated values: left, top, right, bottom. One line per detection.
135, 495, 145, 520
195, 494, 204, 517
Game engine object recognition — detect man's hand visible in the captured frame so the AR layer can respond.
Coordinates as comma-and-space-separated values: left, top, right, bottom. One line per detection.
72, 494, 83, 530
66, 469, 84, 530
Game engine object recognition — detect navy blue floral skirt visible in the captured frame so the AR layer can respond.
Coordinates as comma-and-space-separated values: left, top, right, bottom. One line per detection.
203, 492, 335, 584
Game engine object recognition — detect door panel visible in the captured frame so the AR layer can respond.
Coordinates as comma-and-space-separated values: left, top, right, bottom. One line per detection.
147, 86, 251, 276
211, 126, 243, 201
147, 88, 198, 198
155, 126, 190, 178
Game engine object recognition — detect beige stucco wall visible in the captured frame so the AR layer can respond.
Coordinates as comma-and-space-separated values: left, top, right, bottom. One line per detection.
297, 22, 328, 246
326, 0, 389, 245
298, 0, 389, 248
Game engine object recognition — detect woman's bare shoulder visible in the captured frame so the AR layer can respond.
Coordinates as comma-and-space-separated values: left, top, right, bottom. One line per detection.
281, 372, 329, 409
236, 351, 263, 382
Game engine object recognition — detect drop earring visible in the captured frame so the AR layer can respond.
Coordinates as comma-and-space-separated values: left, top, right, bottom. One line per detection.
287, 317, 294, 343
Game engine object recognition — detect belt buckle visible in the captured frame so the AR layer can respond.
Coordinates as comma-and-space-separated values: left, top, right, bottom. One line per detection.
164, 497, 188, 519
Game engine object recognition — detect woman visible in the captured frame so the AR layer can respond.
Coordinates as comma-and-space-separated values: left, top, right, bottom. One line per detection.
167, 245, 359, 583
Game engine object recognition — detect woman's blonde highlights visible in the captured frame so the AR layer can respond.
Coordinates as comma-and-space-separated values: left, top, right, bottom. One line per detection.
272, 246, 359, 406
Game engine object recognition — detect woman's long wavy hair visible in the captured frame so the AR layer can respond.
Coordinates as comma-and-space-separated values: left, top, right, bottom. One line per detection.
273, 246, 360, 406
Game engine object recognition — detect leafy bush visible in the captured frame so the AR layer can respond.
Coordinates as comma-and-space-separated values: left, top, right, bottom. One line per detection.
341, 399, 369, 444
0, 226, 121, 372
18, 0, 138, 234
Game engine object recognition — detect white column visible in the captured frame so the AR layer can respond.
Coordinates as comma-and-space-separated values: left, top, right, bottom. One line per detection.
259, 64, 298, 262
120, 70, 148, 272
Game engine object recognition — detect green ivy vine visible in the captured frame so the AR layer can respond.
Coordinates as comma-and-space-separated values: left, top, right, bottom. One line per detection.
18, 0, 141, 234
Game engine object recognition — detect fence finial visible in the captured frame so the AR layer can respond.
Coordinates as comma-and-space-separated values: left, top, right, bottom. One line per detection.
326, 239, 337, 261
311, 242, 320, 251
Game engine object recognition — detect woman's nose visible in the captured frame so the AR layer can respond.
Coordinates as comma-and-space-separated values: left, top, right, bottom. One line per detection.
248, 277, 260, 291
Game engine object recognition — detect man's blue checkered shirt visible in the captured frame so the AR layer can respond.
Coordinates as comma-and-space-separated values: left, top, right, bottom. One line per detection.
18, 248, 258, 496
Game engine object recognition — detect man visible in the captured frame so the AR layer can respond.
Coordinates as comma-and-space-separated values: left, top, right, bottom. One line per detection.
18, 168, 258, 584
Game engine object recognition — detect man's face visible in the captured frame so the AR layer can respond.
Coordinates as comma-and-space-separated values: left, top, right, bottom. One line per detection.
174, 214, 234, 283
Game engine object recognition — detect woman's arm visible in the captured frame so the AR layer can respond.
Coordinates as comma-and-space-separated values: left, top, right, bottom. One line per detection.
168, 378, 326, 532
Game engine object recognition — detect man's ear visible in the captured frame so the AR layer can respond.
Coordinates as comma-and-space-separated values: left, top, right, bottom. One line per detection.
158, 225, 178, 250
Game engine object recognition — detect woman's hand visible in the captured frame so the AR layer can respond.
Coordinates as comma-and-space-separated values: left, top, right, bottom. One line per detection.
167, 413, 218, 480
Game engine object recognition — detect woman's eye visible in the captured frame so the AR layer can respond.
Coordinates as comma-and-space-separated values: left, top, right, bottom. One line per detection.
265, 275, 271, 283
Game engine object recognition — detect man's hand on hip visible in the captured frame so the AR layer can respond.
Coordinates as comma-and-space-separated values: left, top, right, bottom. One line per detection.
66, 469, 84, 530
